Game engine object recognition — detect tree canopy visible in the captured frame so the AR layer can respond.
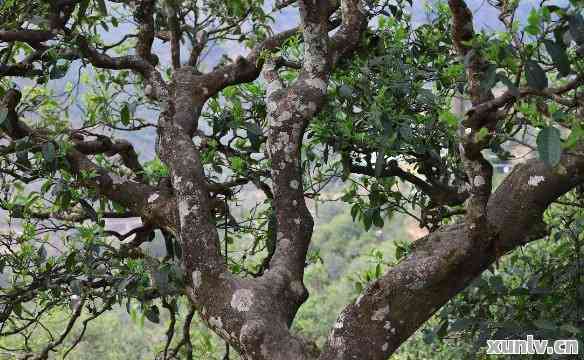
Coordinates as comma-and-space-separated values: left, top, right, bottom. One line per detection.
0, 0, 583, 359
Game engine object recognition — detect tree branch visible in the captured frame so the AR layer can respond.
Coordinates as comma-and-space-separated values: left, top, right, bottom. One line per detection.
321, 142, 584, 359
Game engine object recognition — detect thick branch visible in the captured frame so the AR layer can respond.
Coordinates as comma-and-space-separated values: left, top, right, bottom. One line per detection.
448, 0, 494, 232
320, 144, 584, 359
72, 135, 144, 180
0, 30, 55, 44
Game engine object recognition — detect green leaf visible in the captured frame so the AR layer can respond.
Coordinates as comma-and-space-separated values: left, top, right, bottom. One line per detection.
436, 320, 449, 338
58, 190, 72, 209
65, 252, 77, 270
475, 127, 489, 142
363, 209, 373, 231
41, 180, 53, 194
0, 110, 8, 126
416, 88, 435, 106
49, 64, 68, 80
41, 142, 56, 163
13, 303, 22, 317
526, 8, 541, 35
120, 104, 131, 125
537, 126, 562, 167
96, 0, 107, 16
564, 123, 584, 149
144, 305, 160, 323
245, 123, 262, 151
37, 245, 47, 261
439, 111, 459, 128
560, 324, 581, 335
151, 268, 170, 295
350, 204, 360, 221
70, 279, 82, 296
164, 234, 175, 259
449, 319, 475, 333
372, 208, 384, 228
544, 40, 571, 77
174, 240, 182, 259
524, 60, 548, 90
79, 199, 98, 221
394, 242, 409, 260
533, 319, 556, 331
374, 146, 385, 178
338, 84, 354, 98
480, 64, 497, 92
77, 0, 90, 22
354, 281, 363, 293
568, 13, 584, 45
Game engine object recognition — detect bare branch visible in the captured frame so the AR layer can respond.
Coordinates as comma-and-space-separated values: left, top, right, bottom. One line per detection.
0, 30, 55, 44
33, 298, 86, 360
72, 135, 145, 180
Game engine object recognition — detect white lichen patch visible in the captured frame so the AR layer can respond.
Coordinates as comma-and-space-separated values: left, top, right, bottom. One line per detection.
148, 193, 160, 204
289, 180, 299, 190
458, 182, 471, 194
330, 335, 345, 349
293, 218, 301, 225
473, 175, 486, 187
266, 79, 282, 95
230, 289, 254, 312
528, 175, 545, 187
266, 102, 278, 115
178, 200, 190, 225
279, 111, 292, 123
383, 321, 392, 330
279, 238, 291, 249
278, 132, 290, 147
144, 84, 153, 97
371, 305, 390, 321
111, 174, 127, 185
335, 311, 347, 329
209, 316, 223, 329
292, 200, 298, 206
382, 343, 389, 352
184, 181, 194, 191
192, 270, 202, 289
